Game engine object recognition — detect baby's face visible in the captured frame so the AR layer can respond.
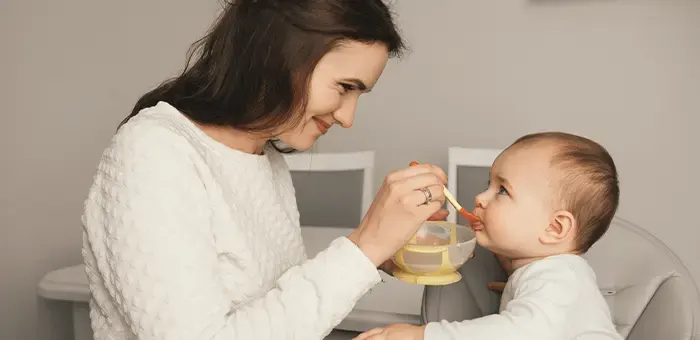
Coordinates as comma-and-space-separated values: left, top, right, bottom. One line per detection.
471, 144, 558, 258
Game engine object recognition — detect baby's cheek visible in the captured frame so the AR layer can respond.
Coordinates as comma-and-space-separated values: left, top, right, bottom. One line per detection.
486, 212, 507, 233
490, 215, 521, 245
475, 230, 508, 255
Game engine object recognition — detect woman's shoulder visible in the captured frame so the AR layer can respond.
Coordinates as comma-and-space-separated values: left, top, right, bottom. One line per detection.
109, 102, 208, 161
119, 101, 195, 137
95, 110, 208, 183
101, 102, 288, 181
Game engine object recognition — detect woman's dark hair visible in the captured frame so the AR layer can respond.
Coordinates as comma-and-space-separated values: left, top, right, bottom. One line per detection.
120, 0, 405, 147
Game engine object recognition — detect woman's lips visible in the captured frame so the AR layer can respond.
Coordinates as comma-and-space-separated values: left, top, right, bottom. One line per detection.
471, 221, 484, 231
313, 117, 331, 134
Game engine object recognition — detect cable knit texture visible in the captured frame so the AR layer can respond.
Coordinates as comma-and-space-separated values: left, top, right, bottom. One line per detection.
81, 101, 381, 340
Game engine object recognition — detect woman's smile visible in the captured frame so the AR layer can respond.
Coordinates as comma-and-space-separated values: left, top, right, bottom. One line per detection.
312, 117, 331, 134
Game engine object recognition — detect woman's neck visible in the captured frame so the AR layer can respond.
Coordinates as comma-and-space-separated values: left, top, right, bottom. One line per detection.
195, 122, 269, 155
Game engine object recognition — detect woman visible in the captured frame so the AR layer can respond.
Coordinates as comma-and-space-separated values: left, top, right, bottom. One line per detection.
81, 0, 448, 339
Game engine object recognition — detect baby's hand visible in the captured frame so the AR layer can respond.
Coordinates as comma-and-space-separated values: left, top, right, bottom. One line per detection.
378, 259, 398, 276
494, 253, 514, 275
353, 323, 425, 340
487, 252, 512, 292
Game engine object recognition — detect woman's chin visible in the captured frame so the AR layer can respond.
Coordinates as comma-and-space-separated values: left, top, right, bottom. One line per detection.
278, 136, 318, 152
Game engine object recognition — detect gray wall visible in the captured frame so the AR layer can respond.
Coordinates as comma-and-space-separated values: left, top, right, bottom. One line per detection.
2, 0, 699, 339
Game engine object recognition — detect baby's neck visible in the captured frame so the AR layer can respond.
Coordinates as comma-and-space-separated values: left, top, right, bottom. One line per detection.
509, 257, 542, 272
509, 250, 581, 273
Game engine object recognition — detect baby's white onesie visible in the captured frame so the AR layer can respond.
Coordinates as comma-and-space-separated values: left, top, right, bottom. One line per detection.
424, 254, 622, 340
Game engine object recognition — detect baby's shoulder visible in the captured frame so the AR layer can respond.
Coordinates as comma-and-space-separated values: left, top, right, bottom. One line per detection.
518, 254, 592, 279
511, 255, 596, 296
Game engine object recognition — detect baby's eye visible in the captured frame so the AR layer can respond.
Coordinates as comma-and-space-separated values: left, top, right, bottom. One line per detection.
498, 186, 509, 195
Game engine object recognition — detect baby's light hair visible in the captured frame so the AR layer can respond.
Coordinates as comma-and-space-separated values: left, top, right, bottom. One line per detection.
510, 132, 620, 252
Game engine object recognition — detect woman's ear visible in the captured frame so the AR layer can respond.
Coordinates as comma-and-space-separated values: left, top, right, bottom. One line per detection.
540, 210, 576, 245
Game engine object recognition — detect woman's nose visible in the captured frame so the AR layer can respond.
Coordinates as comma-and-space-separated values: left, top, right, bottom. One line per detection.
332, 98, 357, 128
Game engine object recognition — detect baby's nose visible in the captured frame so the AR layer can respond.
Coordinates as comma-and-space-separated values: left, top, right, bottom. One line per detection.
474, 192, 488, 209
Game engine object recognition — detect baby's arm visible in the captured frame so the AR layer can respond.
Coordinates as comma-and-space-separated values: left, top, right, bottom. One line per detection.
423, 258, 579, 340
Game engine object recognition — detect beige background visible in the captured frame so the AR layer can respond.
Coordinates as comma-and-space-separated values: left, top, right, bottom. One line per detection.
2, 0, 698, 339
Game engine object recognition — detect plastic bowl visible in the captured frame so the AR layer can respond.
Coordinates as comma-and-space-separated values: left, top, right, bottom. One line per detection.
391, 221, 477, 285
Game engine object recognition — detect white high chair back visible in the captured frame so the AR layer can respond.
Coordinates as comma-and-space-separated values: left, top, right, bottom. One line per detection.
283, 151, 375, 219
446, 147, 502, 223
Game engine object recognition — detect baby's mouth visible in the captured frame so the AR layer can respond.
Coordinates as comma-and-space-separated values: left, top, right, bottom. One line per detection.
470, 221, 484, 231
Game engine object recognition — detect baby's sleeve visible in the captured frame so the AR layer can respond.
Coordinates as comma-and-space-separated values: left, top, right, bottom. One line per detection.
82, 124, 381, 340
423, 257, 581, 340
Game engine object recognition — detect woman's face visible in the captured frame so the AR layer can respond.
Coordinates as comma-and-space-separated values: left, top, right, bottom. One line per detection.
275, 41, 390, 151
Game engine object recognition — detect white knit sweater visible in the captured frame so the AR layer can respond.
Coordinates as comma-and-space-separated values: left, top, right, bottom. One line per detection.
81, 101, 381, 340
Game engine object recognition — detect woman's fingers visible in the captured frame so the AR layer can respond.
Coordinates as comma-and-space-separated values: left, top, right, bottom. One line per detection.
415, 200, 445, 221
400, 184, 445, 207
427, 209, 449, 221
389, 172, 444, 194
386, 163, 447, 185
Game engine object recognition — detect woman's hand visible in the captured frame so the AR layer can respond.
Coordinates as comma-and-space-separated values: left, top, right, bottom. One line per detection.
427, 208, 449, 222
353, 323, 425, 340
348, 163, 447, 266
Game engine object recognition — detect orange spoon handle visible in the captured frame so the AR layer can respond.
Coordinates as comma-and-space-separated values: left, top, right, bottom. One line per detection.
409, 161, 480, 223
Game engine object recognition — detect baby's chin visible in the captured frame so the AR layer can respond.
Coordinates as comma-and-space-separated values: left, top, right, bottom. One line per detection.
474, 231, 515, 255
474, 230, 491, 248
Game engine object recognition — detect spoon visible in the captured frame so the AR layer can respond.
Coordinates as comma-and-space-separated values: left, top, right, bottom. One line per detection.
409, 161, 481, 223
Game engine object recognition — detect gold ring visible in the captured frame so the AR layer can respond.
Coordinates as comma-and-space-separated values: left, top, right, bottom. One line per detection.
421, 187, 432, 205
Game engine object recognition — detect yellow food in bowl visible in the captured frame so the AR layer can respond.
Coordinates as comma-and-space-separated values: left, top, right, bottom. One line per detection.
391, 221, 477, 285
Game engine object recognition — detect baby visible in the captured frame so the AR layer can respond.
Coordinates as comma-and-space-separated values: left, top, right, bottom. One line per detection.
355, 131, 623, 340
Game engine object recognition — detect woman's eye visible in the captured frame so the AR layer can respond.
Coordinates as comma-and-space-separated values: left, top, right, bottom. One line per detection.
339, 83, 355, 93
498, 185, 509, 195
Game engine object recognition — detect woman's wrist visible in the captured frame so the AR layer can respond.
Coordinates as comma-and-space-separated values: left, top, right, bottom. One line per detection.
347, 229, 384, 267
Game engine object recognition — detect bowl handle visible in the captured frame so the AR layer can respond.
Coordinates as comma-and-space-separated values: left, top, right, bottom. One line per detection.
449, 223, 457, 245
439, 249, 453, 271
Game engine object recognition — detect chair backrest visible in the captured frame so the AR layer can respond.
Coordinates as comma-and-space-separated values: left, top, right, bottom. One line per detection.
586, 216, 700, 339
283, 151, 375, 219
446, 147, 503, 223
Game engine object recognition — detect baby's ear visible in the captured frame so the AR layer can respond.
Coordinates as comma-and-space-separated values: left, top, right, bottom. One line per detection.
540, 210, 576, 245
